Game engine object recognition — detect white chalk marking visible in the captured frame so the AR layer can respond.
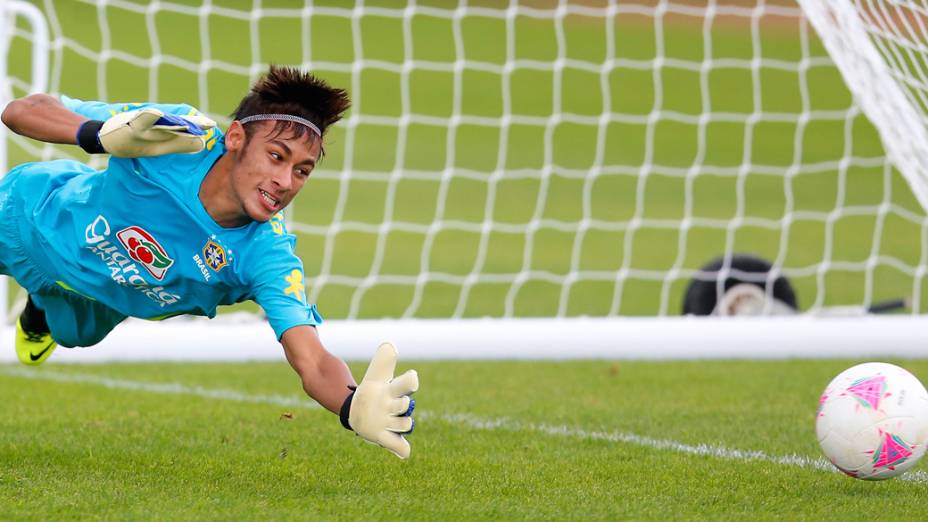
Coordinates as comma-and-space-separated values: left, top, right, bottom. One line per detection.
0, 366, 318, 409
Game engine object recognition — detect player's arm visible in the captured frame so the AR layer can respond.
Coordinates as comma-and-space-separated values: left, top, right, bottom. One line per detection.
1, 93, 86, 144
281, 325, 419, 459
280, 324, 356, 413
1, 93, 215, 157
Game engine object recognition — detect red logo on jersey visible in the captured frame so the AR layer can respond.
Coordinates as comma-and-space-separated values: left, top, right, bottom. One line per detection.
116, 226, 174, 280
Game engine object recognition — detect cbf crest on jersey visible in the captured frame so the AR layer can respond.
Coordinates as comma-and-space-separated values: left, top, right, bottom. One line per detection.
203, 239, 228, 272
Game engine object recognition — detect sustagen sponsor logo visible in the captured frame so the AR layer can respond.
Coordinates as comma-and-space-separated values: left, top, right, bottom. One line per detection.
84, 215, 181, 308
116, 226, 174, 280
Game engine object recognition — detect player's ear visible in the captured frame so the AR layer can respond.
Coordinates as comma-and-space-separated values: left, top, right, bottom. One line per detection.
225, 120, 246, 152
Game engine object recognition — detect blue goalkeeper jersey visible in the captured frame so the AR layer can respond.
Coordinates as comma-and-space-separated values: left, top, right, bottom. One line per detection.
5, 96, 322, 338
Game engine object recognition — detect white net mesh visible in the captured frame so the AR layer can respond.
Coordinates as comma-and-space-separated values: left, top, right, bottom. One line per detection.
4, 0, 928, 324
800, 0, 928, 223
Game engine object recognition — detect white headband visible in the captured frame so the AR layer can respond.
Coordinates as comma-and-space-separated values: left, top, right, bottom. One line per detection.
238, 113, 321, 138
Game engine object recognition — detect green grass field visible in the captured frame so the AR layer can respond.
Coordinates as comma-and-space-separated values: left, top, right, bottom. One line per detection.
6, 0, 928, 319
2, 359, 928, 519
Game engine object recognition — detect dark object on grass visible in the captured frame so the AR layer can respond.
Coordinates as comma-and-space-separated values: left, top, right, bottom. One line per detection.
682, 254, 798, 316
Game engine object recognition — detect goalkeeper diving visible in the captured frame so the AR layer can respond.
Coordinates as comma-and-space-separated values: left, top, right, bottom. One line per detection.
0, 65, 418, 459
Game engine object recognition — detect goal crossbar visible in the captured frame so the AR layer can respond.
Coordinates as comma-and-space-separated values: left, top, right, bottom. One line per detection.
3, 1, 928, 361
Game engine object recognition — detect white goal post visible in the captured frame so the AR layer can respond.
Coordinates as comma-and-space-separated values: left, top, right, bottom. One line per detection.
799, 0, 928, 216
4, 0, 928, 361
0, 0, 47, 347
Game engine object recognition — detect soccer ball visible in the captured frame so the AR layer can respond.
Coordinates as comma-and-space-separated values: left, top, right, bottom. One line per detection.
816, 362, 928, 480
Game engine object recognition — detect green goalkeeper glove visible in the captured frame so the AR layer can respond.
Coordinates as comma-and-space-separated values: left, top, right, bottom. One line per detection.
340, 342, 419, 459
77, 108, 216, 157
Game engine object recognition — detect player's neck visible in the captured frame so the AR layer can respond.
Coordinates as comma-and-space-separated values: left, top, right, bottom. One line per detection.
200, 153, 250, 228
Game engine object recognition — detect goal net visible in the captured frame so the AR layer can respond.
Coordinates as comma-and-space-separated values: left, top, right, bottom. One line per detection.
3, 0, 928, 360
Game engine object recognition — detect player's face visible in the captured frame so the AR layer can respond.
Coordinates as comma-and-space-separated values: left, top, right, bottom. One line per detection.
230, 123, 322, 223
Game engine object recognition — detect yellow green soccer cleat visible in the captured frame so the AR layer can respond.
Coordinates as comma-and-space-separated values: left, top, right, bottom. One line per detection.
15, 318, 57, 365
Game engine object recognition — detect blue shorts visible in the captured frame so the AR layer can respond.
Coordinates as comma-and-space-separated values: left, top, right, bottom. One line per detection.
0, 166, 126, 347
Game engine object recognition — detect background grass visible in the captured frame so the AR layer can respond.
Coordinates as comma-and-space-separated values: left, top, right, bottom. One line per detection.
3, 359, 928, 519
5, 0, 928, 319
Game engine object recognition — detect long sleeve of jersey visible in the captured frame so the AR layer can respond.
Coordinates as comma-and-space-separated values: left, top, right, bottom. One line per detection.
60, 95, 201, 121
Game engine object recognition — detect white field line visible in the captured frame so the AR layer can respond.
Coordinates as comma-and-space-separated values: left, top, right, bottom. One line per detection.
3, 367, 928, 484
0, 366, 317, 409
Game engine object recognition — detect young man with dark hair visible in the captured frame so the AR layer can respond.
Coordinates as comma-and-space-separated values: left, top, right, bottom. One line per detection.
0, 65, 418, 459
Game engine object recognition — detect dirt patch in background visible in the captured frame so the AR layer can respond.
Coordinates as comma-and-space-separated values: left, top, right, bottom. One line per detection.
510, 0, 798, 8
461, 0, 808, 33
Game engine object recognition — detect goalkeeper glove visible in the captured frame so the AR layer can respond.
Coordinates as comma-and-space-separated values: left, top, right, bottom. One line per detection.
77, 108, 216, 157
340, 342, 419, 459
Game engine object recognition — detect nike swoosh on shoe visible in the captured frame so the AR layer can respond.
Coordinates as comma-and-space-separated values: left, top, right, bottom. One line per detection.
29, 342, 54, 362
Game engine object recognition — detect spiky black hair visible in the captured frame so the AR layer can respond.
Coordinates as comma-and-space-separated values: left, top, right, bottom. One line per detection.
232, 65, 350, 144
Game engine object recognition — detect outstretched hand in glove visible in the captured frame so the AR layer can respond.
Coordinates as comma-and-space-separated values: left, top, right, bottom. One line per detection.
340, 342, 419, 459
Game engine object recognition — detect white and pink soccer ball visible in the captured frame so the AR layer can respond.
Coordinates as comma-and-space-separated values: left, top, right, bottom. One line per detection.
816, 362, 928, 480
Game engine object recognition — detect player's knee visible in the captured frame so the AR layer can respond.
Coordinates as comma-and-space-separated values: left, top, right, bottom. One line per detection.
51, 328, 110, 348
